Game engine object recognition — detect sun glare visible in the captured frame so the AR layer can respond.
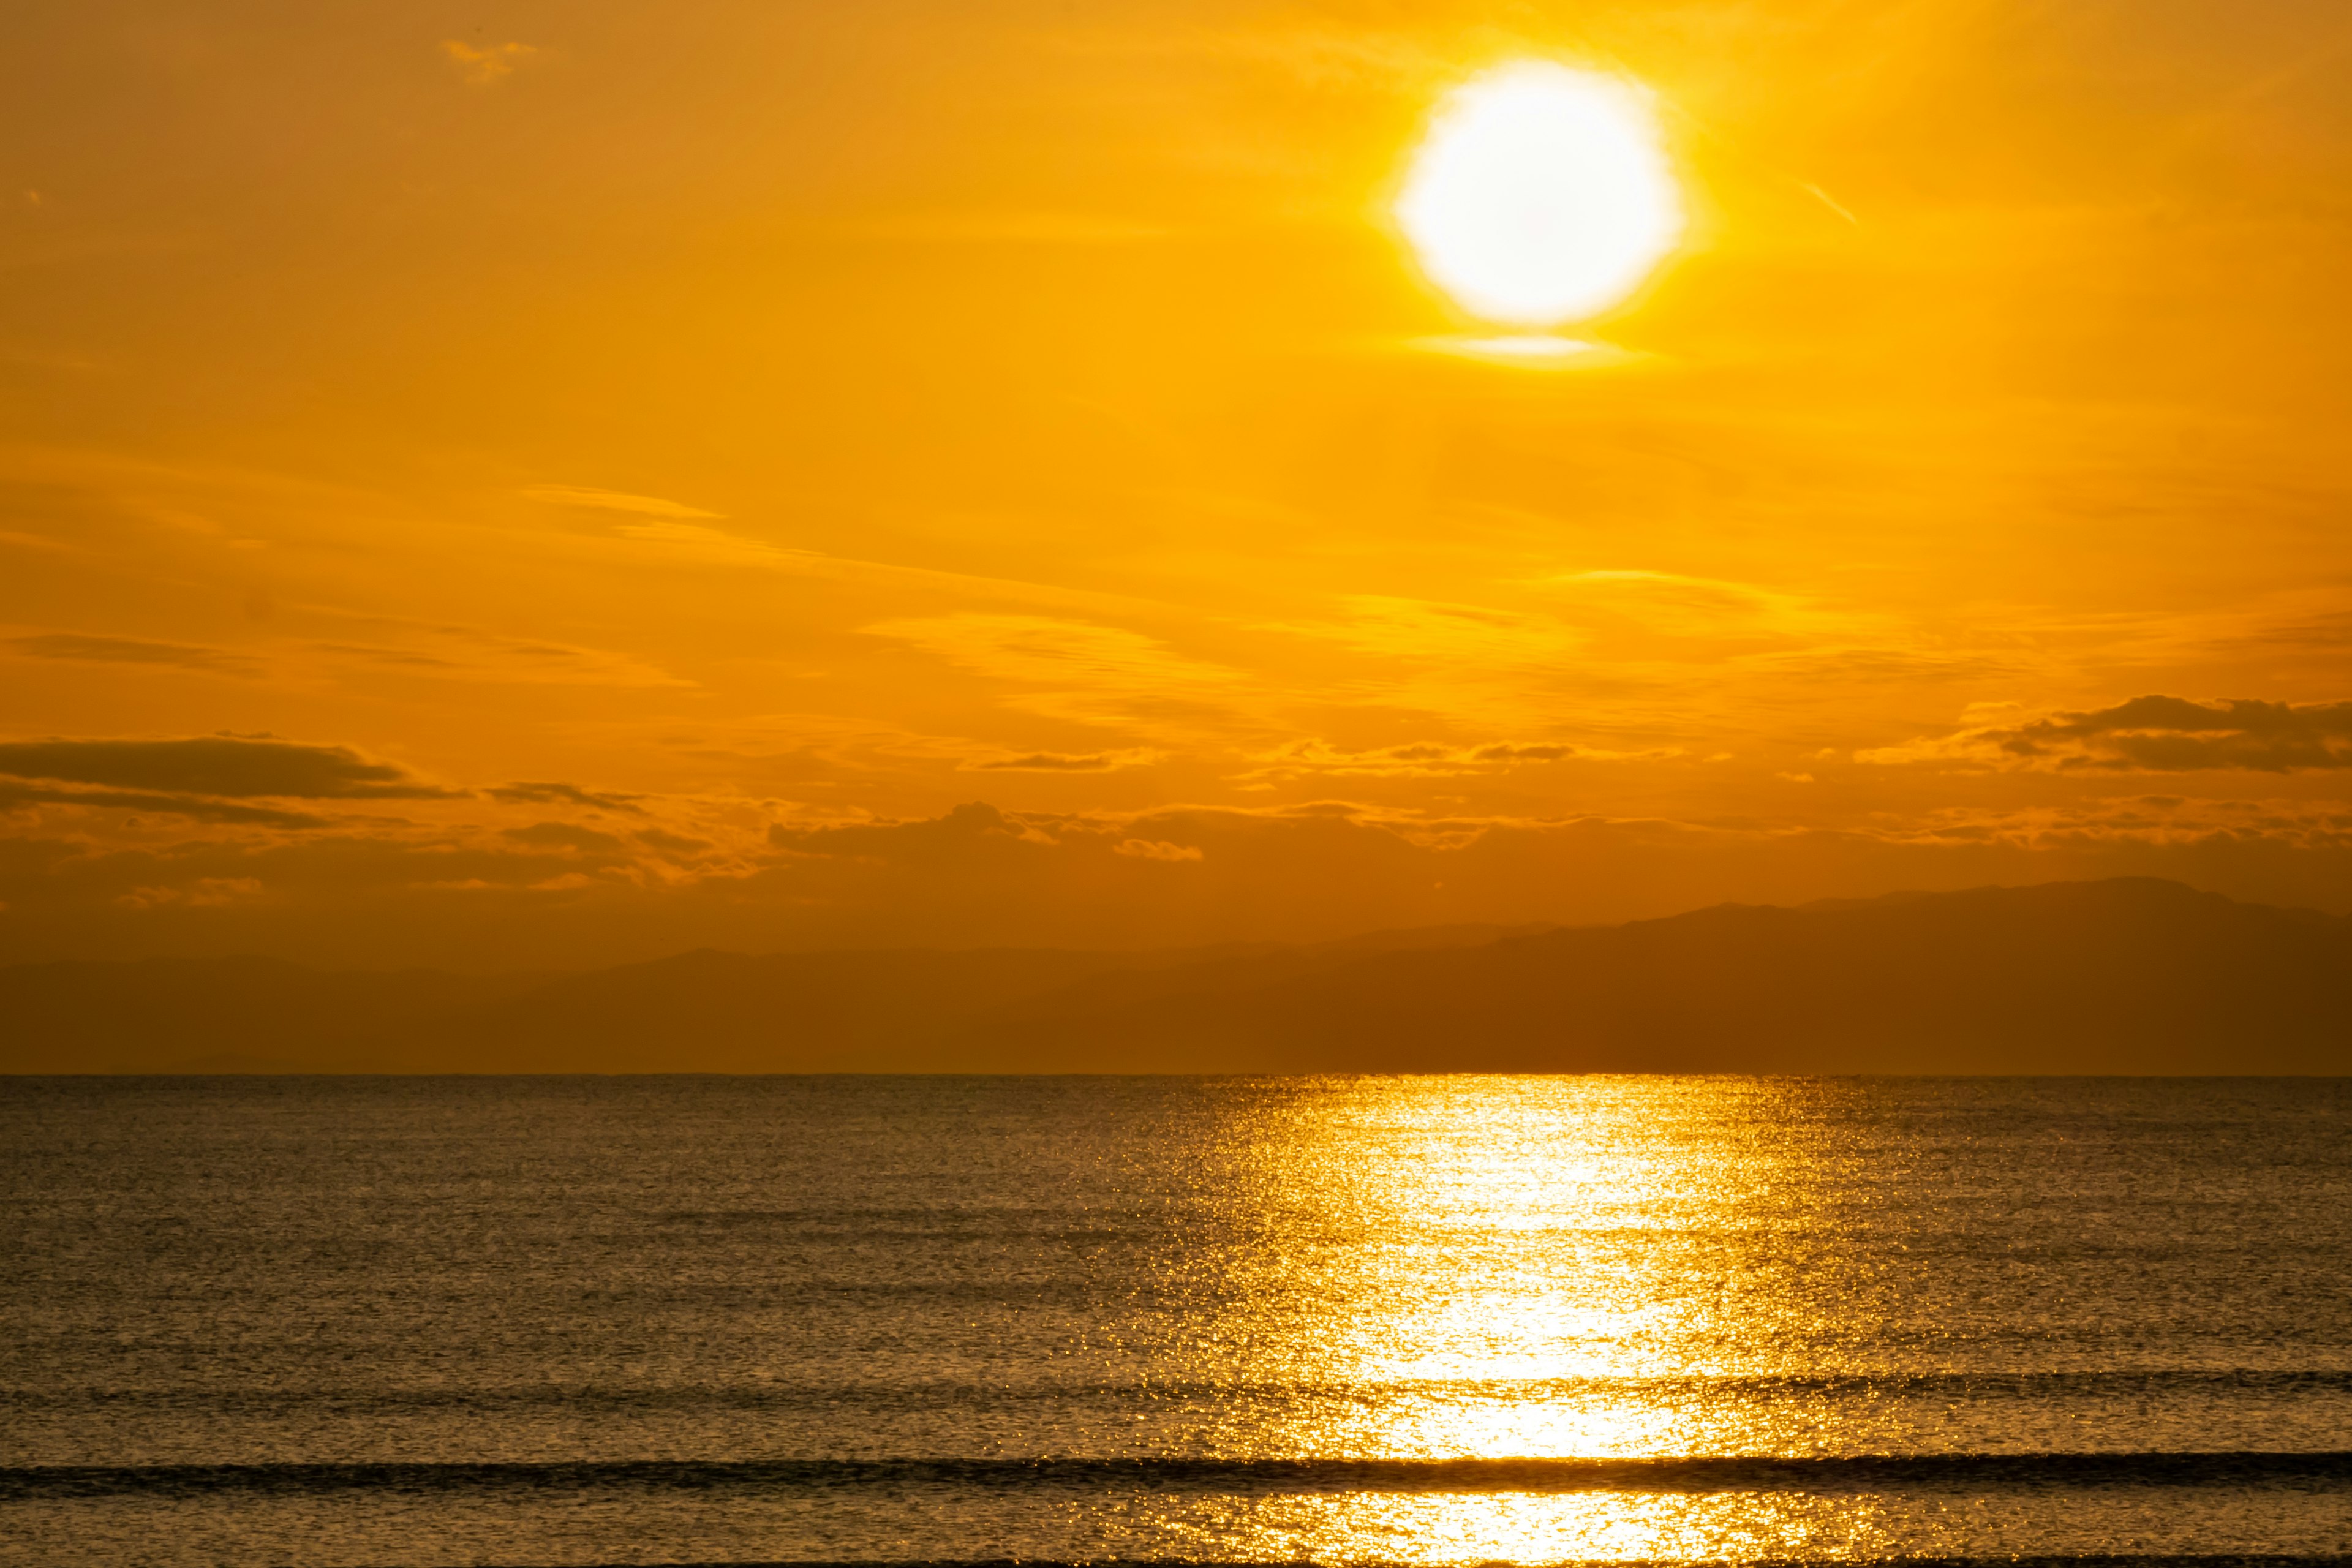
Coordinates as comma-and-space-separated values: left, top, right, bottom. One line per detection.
1395, 62, 1683, 330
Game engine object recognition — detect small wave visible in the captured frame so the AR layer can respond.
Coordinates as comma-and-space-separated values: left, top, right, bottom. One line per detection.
17, 1368, 2352, 1412
7, 1453, 2351, 1501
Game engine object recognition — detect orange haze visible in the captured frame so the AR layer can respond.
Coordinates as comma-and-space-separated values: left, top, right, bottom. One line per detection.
2, 0, 2350, 970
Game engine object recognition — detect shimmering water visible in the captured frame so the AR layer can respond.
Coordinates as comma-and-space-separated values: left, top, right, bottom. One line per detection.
3, 1075, 2350, 1564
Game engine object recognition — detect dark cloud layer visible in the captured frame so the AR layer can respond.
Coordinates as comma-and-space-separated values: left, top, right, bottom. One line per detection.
485, 781, 647, 812
2013, 697, 2352, 771
1, 709, 2348, 970
0, 781, 326, 828
0, 736, 450, 799
1871, 696, 2352, 772
5, 791, 2346, 971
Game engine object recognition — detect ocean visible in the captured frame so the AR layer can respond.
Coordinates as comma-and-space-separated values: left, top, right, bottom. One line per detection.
3, 1075, 2349, 1565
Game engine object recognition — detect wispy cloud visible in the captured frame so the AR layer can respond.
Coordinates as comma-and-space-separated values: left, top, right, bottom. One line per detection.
1537, 570, 1853, 642
967, 748, 1158, 772
1889, 796, 2352, 850
1235, 736, 1676, 783
1269, 595, 1586, 666
502, 821, 627, 854
116, 876, 265, 910
7, 633, 260, 676
612, 520, 1156, 617
518, 485, 723, 519
1114, 837, 1202, 861
442, 40, 536, 86
312, 633, 689, 690
864, 614, 1247, 731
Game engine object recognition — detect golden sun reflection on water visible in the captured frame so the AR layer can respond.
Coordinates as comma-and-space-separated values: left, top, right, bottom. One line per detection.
1182, 1077, 1885, 1559
1118, 1490, 1913, 1566
1229, 1078, 1844, 1408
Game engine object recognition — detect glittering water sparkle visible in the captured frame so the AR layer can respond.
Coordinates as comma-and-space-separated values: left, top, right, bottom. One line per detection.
5, 1076, 2351, 1564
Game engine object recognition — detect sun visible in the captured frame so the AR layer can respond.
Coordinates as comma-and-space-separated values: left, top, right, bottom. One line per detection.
1395, 62, 1683, 331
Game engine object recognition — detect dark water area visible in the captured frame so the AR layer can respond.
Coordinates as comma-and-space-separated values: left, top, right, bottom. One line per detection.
3, 1076, 2350, 1565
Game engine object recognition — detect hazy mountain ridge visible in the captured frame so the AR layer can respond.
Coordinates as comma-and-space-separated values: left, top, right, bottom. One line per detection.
973, 878, 2351, 1074
2, 880, 2344, 1074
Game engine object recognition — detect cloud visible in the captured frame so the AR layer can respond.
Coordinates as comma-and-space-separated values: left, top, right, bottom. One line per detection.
591, 711, 1178, 784
1114, 837, 1203, 861
1736, 646, 2016, 685
442, 40, 536, 86
8, 794, 2352, 970
7, 633, 258, 676
486, 781, 649, 813
966, 749, 1157, 772
0, 736, 452, 798
608, 521, 1159, 619
1860, 695, 2352, 772
502, 821, 627, 854
311, 634, 690, 689
1237, 737, 1673, 782
1542, 570, 1809, 633
518, 485, 723, 519
1894, 796, 2352, 850
1270, 595, 1585, 666
1533, 574, 1970, 689
766, 799, 1028, 858
1258, 595, 1637, 728
2217, 610, 2352, 653
312, 644, 461, 669
118, 878, 262, 910
0, 780, 328, 827
863, 614, 1246, 729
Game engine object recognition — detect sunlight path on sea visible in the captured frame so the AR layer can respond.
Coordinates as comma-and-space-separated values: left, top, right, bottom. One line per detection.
1158, 1077, 1852, 1559
1146, 1079, 1882, 1449
7, 1075, 2352, 1564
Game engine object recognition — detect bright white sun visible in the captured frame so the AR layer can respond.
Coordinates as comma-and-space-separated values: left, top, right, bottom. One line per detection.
1395, 62, 1683, 330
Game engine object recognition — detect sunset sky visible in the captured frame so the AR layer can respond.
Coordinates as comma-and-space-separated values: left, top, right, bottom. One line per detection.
4, 0, 2350, 968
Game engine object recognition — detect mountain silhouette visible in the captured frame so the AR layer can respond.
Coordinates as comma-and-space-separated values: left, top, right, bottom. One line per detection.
3, 880, 2343, 1074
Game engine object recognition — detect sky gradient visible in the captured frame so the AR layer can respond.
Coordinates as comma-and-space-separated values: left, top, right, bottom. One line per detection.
4, 0, 2350, 967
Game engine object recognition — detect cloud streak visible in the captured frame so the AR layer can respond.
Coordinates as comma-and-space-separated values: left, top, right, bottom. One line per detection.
967, 749, 1158, 772
1862, 696, 2352, 772
518, 486, 723, 519
486, 782, 649, 813
1237, 737, 1675, 782
0, 781, 328, 828
864, 614, 1248, 731
7, 633, 259, 675
0, 736, 453, 799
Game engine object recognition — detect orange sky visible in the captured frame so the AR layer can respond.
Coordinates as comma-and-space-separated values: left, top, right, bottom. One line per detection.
3, 0, 2350, 967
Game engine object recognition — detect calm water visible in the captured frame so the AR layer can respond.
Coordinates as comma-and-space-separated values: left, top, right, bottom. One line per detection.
3, 1075, 2350, 1564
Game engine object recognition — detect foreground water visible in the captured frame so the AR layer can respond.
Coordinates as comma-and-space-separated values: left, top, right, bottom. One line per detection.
2, 1076, 2349, 1565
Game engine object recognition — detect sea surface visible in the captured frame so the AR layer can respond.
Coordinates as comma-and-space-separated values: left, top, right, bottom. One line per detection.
3, 1075, 2350, 1566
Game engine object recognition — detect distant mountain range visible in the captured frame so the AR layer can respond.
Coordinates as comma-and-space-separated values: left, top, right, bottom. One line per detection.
4, 879, 2346, 1074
